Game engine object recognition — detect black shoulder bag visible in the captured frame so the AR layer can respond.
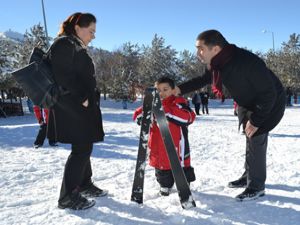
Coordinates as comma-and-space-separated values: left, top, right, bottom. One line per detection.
12, 42, 69, 108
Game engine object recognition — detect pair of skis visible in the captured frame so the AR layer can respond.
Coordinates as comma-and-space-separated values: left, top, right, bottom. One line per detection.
131, 87, 196, 209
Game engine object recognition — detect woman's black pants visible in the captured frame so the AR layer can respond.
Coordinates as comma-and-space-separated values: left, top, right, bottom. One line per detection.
58, 143, 93, 201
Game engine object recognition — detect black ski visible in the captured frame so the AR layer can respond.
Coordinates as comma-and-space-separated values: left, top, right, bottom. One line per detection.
152, 89, 196, 209
131, 87, 155, 204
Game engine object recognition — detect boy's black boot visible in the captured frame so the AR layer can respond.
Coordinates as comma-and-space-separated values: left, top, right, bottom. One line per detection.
159, 187, 171, 196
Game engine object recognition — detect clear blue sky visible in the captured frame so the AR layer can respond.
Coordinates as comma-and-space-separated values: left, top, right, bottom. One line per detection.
1, 0, 299, 53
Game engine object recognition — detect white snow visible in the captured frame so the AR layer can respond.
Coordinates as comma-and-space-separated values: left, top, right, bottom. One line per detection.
0, 98, 299, 225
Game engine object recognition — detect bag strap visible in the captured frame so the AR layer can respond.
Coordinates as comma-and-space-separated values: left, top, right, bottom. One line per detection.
47, 36, 76, 62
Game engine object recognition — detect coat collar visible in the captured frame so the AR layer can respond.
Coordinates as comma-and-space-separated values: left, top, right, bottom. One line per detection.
71, 35, 87, 49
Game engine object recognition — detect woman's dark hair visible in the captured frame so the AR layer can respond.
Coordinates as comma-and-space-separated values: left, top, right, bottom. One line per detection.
197, 29, 229, 48
156, 76, 176, 89
58, 12, 96, 36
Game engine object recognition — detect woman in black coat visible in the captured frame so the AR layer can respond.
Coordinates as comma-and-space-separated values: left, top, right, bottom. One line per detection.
47, 12, 106, 210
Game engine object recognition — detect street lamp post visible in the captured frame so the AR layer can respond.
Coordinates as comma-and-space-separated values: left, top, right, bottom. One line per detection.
262, 29, 275, 51
41, 0, 50, 47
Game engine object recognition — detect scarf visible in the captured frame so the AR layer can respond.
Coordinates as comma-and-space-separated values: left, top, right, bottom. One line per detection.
210, 44, 236, 98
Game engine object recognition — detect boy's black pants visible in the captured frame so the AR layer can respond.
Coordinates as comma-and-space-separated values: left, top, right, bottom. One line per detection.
34, 123, 56, 145
155, 167, 196, 188
34, 123, 47, 146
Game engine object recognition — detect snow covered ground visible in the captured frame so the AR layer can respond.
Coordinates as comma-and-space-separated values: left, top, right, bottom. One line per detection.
0, 98, 299, 225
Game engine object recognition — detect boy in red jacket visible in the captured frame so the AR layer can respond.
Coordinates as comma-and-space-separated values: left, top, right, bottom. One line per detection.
33, 105, 57, 148
133, 77, 196, 196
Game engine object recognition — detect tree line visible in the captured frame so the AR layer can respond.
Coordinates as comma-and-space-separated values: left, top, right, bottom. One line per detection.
1, 24, 299, 101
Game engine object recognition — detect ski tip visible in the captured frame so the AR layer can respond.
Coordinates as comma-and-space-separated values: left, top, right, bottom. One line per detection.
181, 197, 196, 209
131, 196, 143, 205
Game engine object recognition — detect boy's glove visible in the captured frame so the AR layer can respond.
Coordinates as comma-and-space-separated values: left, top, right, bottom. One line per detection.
38, 119, 44, 125
136, 116, 142, 125
133, 107, 143, 125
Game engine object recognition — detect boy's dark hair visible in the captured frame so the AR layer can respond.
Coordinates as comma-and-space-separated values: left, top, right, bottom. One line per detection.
197, 29, 229, 48
156, 76, 175, 89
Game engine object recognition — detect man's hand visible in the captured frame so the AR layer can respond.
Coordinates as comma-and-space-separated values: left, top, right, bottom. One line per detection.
245, 120, 258, 138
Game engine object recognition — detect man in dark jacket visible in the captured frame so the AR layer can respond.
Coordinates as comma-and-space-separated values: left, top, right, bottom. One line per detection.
177, 30, 285, 201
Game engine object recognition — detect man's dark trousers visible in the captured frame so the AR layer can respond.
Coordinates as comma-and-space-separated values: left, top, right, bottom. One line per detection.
240, 133, 268, 191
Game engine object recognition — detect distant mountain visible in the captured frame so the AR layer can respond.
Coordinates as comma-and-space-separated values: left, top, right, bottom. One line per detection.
0, 29, 24, 42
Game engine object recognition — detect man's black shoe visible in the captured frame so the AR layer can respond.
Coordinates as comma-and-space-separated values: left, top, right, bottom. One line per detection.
33, 144, 43, 149
49, 142, 58, 147
228, 178, 247, 188
80, 183, 108, 198
235, 188, 265, 201
58, 191, 95, 210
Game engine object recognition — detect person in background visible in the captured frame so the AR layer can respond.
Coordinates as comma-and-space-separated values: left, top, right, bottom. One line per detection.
233, 101, 238, 116
27, 98, 34, 113
133, 77, 196, 196
293, 92, 298, 104
221, 94, 225, 103
191, 91, 201, 115
47, 12, 106, 210
200, 89, 209, 114
33, 105, 57, 148
286, 87, 292, 106
176, 29, 285, 201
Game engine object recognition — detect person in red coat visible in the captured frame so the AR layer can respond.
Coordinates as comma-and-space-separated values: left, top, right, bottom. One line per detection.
133, 77, 196, 196
33, 105, 57, 148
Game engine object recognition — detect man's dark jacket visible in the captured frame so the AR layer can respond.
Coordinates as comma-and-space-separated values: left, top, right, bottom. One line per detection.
178, 46, 285, 135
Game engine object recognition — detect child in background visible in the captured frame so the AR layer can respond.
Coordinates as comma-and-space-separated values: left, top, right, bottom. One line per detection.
33, 105, 57, 148
133, 77, 196, 196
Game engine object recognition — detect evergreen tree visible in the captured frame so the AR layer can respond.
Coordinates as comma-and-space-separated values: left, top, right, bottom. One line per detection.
265, 33, 300, 91
0, 38, 20, 90
177, 50, 205, 82
0, 23, 50, 94
17, 23, 49, 68
138, 34, 179, 88
89, 47, 113, 99
108, 42, 140, 102
281, 33, 300, 90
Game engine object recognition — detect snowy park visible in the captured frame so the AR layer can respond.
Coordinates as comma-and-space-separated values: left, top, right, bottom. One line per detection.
0, 98, 299, 225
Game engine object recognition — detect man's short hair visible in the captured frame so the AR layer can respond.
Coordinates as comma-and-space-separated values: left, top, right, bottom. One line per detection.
197, 29, 229, 48
156, 76, 175, 89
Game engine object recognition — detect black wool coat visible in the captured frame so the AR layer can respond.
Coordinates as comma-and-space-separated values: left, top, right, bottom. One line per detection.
178, 46, 286, 136
47, 36, 104, 144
